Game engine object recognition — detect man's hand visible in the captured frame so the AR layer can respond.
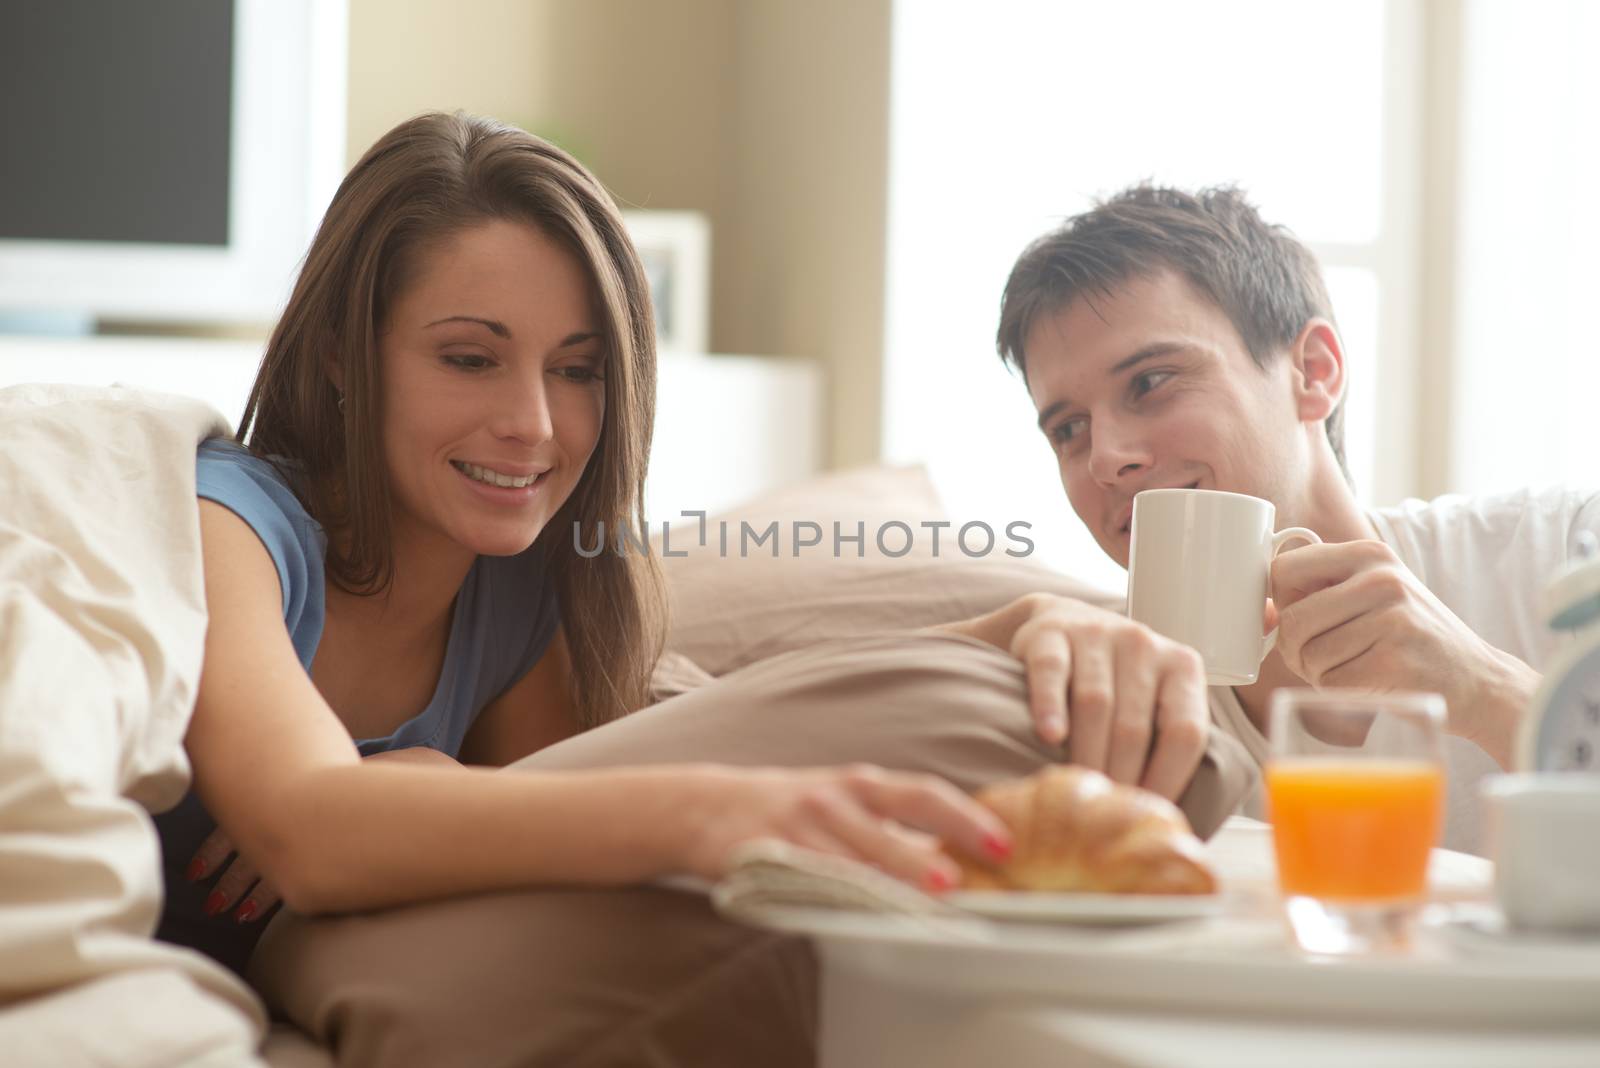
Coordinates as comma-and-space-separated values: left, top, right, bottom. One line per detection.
943, 594, 1210, 800
1270, 540, 1539, 767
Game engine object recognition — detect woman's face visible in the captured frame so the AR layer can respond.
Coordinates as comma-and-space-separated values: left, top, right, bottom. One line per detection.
375, 219, 606, 564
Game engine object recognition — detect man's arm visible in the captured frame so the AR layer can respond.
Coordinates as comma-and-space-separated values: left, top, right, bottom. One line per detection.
1270, 539, 1539, 770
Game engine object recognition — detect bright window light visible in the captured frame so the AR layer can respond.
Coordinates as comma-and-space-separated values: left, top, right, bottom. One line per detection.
884, 0, 1392, 590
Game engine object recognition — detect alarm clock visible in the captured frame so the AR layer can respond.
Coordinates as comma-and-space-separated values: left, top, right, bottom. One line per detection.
1519, 532, 1600, 772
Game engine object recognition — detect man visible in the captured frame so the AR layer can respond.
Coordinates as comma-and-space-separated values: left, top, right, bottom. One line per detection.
981, 183, 1600, 854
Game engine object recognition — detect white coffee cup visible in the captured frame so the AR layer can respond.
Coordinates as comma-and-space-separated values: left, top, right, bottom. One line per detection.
1482, 773, 1600, 932
1126, 488, 1320, 686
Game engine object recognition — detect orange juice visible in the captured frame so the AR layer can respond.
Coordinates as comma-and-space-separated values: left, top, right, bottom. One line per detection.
1265, 758, 1444, 901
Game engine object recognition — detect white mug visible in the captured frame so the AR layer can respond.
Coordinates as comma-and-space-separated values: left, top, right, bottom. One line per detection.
1126, 488, 1320, 686
1482, 773, 1600, 932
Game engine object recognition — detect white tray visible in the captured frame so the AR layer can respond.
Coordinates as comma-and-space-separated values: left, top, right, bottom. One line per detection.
746, 901, 1600, 1028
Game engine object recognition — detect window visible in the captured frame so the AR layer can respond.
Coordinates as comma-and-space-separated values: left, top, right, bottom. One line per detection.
1449, 0, 1600, 493
882, 0, 1415, 589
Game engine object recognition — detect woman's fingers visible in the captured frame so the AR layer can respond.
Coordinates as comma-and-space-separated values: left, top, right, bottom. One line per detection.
806, 788, 957, 890
840, 765, 1012, 876
206, 855, 261, 918
187, 826, 236, 883
232, 880, 283, 924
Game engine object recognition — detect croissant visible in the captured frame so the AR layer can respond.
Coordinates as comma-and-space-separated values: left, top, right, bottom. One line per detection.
952, 766, 1217, 895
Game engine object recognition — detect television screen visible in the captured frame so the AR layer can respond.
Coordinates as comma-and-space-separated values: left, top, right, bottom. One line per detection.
0, 0, 234, 248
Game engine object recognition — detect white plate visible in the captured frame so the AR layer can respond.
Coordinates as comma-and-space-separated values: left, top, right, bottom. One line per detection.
945, 890, 1226, 926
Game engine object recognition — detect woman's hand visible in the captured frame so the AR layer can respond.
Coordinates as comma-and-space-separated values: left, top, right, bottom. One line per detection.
946, 594, 1210, 800
676, 764, 1014, 891
187, 745, 460, 923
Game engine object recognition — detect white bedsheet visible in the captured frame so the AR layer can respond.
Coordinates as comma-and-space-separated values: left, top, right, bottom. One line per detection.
0, 384, 267, 1066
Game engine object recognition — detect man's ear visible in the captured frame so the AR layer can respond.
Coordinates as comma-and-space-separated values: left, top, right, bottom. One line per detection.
1288, 319, 1344, 424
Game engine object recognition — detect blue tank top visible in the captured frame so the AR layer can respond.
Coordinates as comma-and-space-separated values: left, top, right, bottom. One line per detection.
155, 439, 562, 973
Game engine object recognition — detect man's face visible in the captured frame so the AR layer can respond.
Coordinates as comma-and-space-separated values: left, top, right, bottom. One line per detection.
1025, 269, 1306, 569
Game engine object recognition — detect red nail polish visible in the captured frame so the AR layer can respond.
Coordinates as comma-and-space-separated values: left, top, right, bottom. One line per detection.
204, 891, 229, 917
185, 858, 207, 882
235, 901, 259, 924
983, 832, 1014, 861
924, 868, 954, 893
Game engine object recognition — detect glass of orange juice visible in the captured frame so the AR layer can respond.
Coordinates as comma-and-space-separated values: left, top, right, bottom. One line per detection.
1266, 689, 1446, 955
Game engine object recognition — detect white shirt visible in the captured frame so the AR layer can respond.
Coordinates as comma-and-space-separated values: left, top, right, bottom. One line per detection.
1207, 485, 1600, 855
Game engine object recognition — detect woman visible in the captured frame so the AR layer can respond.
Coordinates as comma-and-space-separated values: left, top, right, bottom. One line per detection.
155, 112, 1013, 973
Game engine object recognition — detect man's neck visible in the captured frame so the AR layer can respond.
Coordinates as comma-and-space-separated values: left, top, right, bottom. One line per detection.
1282, 455, 1378, 547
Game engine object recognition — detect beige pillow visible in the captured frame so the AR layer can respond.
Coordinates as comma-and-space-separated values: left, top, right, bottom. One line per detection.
655, 463, 1118, 677
251, 634, 1254, 1068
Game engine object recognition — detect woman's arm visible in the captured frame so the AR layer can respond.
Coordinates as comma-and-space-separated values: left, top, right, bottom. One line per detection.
186, 502, 1011, 915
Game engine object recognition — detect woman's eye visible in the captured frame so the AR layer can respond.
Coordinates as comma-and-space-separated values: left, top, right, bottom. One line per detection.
442, 353, 493, 371
553, 365, 604, 384
1131, 370, 1173, 399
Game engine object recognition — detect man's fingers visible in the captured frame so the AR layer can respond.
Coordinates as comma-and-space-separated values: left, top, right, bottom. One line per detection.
1305, 621, 1386, 690
1021, 629, 1071, 745
1277, 575, 1393, 679
1065, 640, 1114, 773
1140, 658, 1209, 800
1270, 540, 1386, 610
1105, 634, 1158, 786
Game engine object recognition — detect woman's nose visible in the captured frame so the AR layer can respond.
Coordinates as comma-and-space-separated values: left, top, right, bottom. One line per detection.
493, 370, 555, 445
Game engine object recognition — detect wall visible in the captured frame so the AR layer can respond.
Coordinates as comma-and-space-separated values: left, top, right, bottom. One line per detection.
723, 0, 893, 469
345, 0, 556, 164
344, 0, 894, 470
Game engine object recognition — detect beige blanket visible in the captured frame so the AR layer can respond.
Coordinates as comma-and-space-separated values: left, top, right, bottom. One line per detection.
0, 384, 267, 1066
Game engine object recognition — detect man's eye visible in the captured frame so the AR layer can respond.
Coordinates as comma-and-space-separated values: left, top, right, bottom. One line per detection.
443, 353, 493, 371
1051, 417, 1087, 446
1131, 370, 1173, 398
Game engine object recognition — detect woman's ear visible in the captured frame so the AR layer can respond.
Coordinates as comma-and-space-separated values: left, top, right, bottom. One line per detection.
1288, 319, 1344, 424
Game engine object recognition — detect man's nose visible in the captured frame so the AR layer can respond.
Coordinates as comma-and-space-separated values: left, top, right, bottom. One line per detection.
1087, 419, 1152, 486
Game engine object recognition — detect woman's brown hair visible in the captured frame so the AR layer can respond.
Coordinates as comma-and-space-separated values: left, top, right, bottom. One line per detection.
238, 111, 665, 729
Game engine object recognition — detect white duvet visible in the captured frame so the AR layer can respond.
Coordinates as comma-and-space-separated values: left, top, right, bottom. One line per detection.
0, 384, 267, 1066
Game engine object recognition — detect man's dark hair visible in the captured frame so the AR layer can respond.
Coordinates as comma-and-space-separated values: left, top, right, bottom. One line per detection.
996, 183, 1347, 477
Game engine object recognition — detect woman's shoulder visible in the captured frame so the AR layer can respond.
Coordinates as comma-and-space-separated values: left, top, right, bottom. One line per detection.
196, 439, 316, 527
198, 438, 294, 494
196, 438, 326, 621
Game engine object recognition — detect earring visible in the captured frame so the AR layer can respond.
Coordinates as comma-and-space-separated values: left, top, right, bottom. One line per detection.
336, 389, 346, 414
